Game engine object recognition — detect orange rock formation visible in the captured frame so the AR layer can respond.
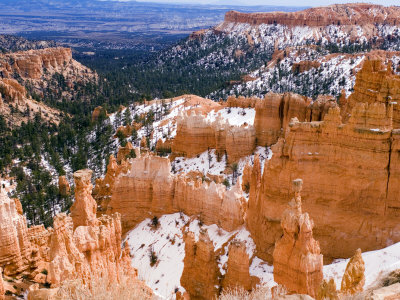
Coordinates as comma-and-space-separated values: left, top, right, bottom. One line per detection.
172, 110, 255, 163
247, 92, 400, 262
0, 77, 62, 126
273, 179, 323, 298
0, 268, 4, 300
70, 169, 97, 229
0, 48, 73, 80
343, 60, 400, 127
254, 93, 312, 146
222, 241, 256, 292
58, 176, 70, 196
0, 190, 31, 275
224, 4, 400, 27
317, 279, 339, 300
48, 169, 135, 287
340, 248, 365, 295
180, 231, 220, 300
103, 154, 245, 233
292, 61, 321, 74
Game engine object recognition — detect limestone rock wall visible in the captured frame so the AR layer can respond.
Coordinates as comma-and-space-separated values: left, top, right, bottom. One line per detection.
0, 190, 31, 275
273, 179, 323, 298
172, 93, 332, 161
222, 241, 256, 292
180, 232, 220, 300
0, 268, 4, 300
0, 48, 72, 80
254, 93, 312, 146
343, 60, 400, 127
172, 111, 256, 163
48, 169, 135, 287
247, 103, 400, 263
104, 154, 245, 234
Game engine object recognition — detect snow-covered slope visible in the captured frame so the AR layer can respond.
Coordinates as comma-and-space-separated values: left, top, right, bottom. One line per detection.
324, 242, 400, 289
125, 213, 262, 299
211, 48, 400, 100
126, 213, 400, 299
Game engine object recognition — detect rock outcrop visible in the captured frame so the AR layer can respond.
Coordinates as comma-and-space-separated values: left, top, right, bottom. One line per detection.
172, 110, 255, 163
0, 77, 62, 126
222, 241, 255, 292
247, 96, 400, 262
58, 176, 70, 196
70, 169, 97, 229
343, 60, 400, 128
180, 232, 220, 300
0, 47, 72, 80
341, 248, 365, 295
254, 93, 339, 147
104, 154, 245, 233
254, 93, 312, 146
48, 169, 136, 287
224, 4, 400, 27
0, 47, 97, 126
0, 268, 4, 300
317, 279, 339, 300
0, 190, 31, 275
273, 179, 323, 298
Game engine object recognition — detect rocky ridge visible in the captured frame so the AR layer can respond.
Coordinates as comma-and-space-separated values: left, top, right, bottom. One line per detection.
213, 48, 400, 100
0, 46, 97, 126
0, 169, 151, 298
225, 4, 400, 27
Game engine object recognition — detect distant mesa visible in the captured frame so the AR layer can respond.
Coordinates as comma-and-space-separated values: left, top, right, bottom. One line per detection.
225, 4, 400, 27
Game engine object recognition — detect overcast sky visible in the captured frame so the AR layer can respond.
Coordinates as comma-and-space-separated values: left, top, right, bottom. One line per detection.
135, 0, 400, 6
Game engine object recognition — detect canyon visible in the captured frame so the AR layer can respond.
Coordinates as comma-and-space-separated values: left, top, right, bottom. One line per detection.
2, 56, 400, 299
2, 3, 400, 299
94, 58, 400, 298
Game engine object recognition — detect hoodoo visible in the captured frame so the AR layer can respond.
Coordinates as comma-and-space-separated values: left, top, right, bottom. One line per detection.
273, 179, 323, 298
0, 190, 31, 275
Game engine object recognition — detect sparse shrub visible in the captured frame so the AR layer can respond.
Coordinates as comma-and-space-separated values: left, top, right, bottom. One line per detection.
223, 179, 230, 188
126, 149, 136, 159
149, 247, 158, 267
151, 216, 159, 228
41, 269, 48, 275
219, 285, 284, 300
382, 269, 400, 287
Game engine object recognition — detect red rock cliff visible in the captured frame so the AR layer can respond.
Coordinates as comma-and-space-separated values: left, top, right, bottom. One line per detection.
172, 111, 256, 163
104, 154, 245, 234
247, 101, 400, 263
0, 190, 31, 275
343, 60, 400, 128
225, 4, 400, 27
